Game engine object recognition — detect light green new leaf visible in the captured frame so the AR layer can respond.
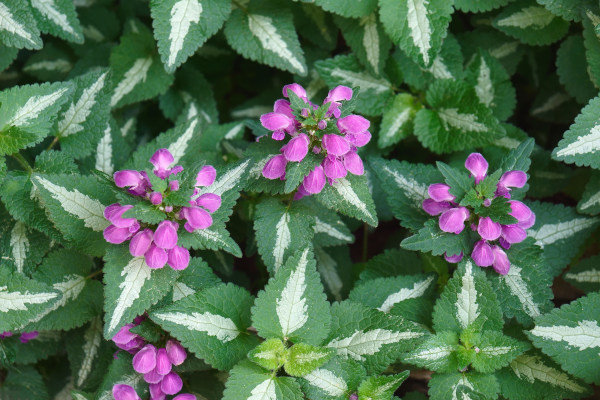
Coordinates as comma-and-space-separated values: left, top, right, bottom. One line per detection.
223, 360, 303, 400
103, 245, 179, 339
151, 0, 231, 73
29, 0, 84, 43
0, 0, 42, 49
299, 357, 366, 400
379, 0, 453, 67
284, 343, 333, 377
224, 0, 307, 76
357, 371, 409, 400
428, 372, 499, 400
527, 291, 600, 384
252, 249, 331, 346
432, 260, 503, 334
563, 254, 600, 294
471, 331, 530, 373
248, 338, 286, 371
403, 331, 459, 372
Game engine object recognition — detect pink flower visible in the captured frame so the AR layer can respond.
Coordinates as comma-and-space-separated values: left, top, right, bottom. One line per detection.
324, 86, 352, 118
181, 207, 212, 232
465, 153, 488, 184
428, 183, 454, 203
439, 207, 470, 234
282, 83, 307, 100
302, 165, 326, 194
145, 244, 168, 269
497, 170, 527, 198
281, 134, 309, 162
112, 384, 141, 400
132, 344, 157, 373
444, 252, 463, 263
103, 225, 132, 244
19, 331, 38, 343
196, 193, 221, 213
154, 221, 178, 250
322, 134, 350, 156
262, 155, 288, 180
472, 240, 494, 267
166, 340, 187, 365
129, 229, 153, 257
155, 348, 172, 375
161, 372, 183, 395
167, 246, 190, 270
337, 114, 370, 135
323, 155, 347, 179
196, 165, 216, 187
343, 151, 364, 175
150, 149, 175, 180
477, 217, 502, 241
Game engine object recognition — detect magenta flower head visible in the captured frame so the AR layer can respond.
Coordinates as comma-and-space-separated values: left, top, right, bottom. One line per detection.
444, 252, 463, 263
129, 229, 153, 257
103, 224, 132, 244
144, 369, 163, 384
149, 383, 165, 400
167, 246, 190, 270
492, 245, 510, 275
154, 220, 178, 250
472, 240, 494, 267
282, 133, 309, 162
0, 331, 13, 339
150, 149, 174, 180
465, 153, 488, 184
282, 83, 307, 100
155, 348, 172, 375
323, 155, 347, 180
112, 323, 137, 345
113, 170, 149, 196
439, 207, 469, 234
161, 372, 183, 395
262, 154, 287, 180
422, 199, 452, 216
166, 340, 187, 365
477, 217, 502, 241
181, 206, 212, 232
323, 134, 350, 156
428, 183, 455, 203
173, 394, 197, 400
19, 331, 38, 343
196, 165, 216, 187
145, 244, 168, 269
112, 384, 141, 400
343, 151, 364, 176
196, 193, 221, 213
260, 112, 293, 133
132, 344, 157, 373
150, 192, 163, 205
302, 166, 326, 194
497, 170, 527, 198
337, 114, 370, 136
324, 86, 352, 118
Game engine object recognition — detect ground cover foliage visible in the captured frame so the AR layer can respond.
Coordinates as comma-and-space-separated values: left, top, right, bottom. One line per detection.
1, 0, 600, 399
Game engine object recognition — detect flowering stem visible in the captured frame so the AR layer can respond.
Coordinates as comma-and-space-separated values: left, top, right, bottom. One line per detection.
10, 153, 33, 174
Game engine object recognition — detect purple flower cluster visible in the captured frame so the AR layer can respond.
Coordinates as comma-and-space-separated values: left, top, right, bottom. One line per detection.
260, 84, 371, 196
112, 321, 194, 400
0, 331, 38, 343
104, 149, 221, 270
423, 153, 535, 274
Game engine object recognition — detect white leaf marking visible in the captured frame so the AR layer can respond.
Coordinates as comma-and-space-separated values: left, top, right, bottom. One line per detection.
381, 165, 428, 206
31, 0, 76, 35
407, 345, 454, 362
451, 376, 474, 400
438, 108, 489, 133
378, 275, 435, 312
77, 316, 102, 387
314, 246, 343, 301
497, 6, 555, 29
428, 55, 453, 79
580, 190, 600, 210
314, 218, 352, 242
361, 13, 379, 72
110, 57, 153, 107
33, 176, 109, 231
248, 378, 276, 400
10, 222, 29, 274
475, 57, 494, 107
172, 282, 196, 301
480, 345, 513, 356
530, 320, 600, 354
168, 119, 198, 165
273, 212, 291, 272
24, 59, 71, 73
0, 286, 58, 312
565, 269, 600, 283
55, 379, 74, 400
153, 311, 239, 342
168, 0, 202, 67
528, 217, 599, 248
82, 25, 104, 41
502, 265, 540, 318
456, 261, 479, 329
95, 124, 114, 174
225, 123, 245, 139
196, 159, 250, 197
382, 108, 411, 140
510, 355, 587, 392
59, 71, 108, 137
489, 41, 519, 58
108, 257, 152, 332
276, 249, 309, 336
8, 88, 70, 127
556, 125, 600, 157
333, 178, 374, 221
331, 68, 390, 93
406, 0, 432, 64
302, 368, 347, 397
248, 14, 305, 74
231, 105, 272, 118
493, 136, 521, 149
532, 92, 570, 115
0, 3, 36, 45
327, 329, 424, 361
293, 351, 329, 365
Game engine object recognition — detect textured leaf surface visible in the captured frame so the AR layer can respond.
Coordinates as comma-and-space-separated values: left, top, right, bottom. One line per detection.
428, 372, 499, 400
403, 331, 459, 372
30, 0, 83, 43
223, 360, 303, 400
377, 93, 419, 148
471, 331, 530, 373
563, 254, 600, 293
0, 0, 42, 49
299, 358, 366, 400
357, 371, 409, 400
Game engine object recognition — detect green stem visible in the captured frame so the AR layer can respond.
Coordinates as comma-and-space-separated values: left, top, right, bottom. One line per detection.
85, 269, 103, 280
10, 153, 33, 173
46, 135, 60, 151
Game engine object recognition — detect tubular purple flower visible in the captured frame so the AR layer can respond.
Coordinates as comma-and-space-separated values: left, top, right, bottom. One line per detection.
155, 348, 172, 375
501, 224, 527, 244
518, 212, 536, 230
129, 229, 153, 257
0, 331, 13, 339
422, 199, 452, 216
282, 134, 309, 162
106, 205, 136, 228
196, 193, 221, 213
150, 149, 175, 179
260, 112, 293, 132
464, 153, 488, 184
166, 340, 187, 365
167, 246, 190, 270
149, 383, 165, 400
472, 240, 494, 267
318, 120, 327, 130
497, 170, 527, 197
346, 131, 371, 147
154, 221, 178, 250
173, 394, 197, 400
508, 200, 532, 222
181, 207, 212, 231
337, 115, 370, 135
132, 344, 157, 374
262, 155, 287, 179
161, 372, 183, 395
112, 384, 141, 400
302, 165, 326, 194
112, 323, 137, 345
144, 369, 163, 384
271, 130, 285, 141
145, 244, 168, 269
273, 99, 293, 118
150, 192, 163, 205
196, 165, 216, 187
103, 225, 132, 244
343, 151, 364, 175
114, 170, 144, 189
323, 155, 347, 179
169, 180, 179, 191
492, 246, 510, 275
477, 216, 502, 241
19, 331, 38, 343
323, 134, 350, 156
428, 183, 455, 202
439, 207, 469, 234
444, 252, 463, 263
282, 83, 307, 99
324, 86, 352, 118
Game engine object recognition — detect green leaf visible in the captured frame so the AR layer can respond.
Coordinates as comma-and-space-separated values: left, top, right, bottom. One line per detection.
0, 265, 60, 332
252, 249, 331, 345
169, 257, 221, 302
493, 0, 570, 46
11, 331, 62, 365
414, 80, 503, 154
437, 161, 473, 201
472, 331, 530, 373
284, 151, 321, 194
284, 343, 333, 377
315, 54, 393, 116
526, 201, 600, 276
0, 365, 48, 400
151, 0, 231, 73
0, 43, 18, 73
103, 245, 179, 339
151, 283, 260, 371
315, 0, 376, 18
429, 372, 499, 400
578, 170, 600, 215
458, 28, 525, 77
0, 0, 42, 50
109, 23, 174, 109
0, 81, 74, 156
377, 93, 419, 148
248, 338, 287, 371
563, 254, 600, 293
32, 173, 116, 256
325, 301, 428, 374
583, 11, 600, 90
403, 331, 459, 372
454, 0, 510, 12
527, 291, 600, 384
23, 42, 72, 81
496, 350, 591, 400
379, 0, 453, 67
536, 0, 593, 22
552, 94, 600, 169
401, 219, 470, 258
314, 245, 353, 302
334, 13, 392, 76
432, 260, 504, 334
244, 140, 287, 195
500, 137, 535, 174
224, 0, 307, 76
0, 218, 51, 275
95, 352, 147, 400
299, 357, 366, 400
29, 0, 84, 44
357, 371, 409, 400
223, 360, 303, 400
56, 68, 112, 159
305, 199, 354, 247
315, 174, 378, 227
254, 198, 315, 273
556, 35, 596, 105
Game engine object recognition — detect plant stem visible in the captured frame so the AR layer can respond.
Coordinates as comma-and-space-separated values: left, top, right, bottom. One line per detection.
86, 269, 103, 280
46, 135, 60, 151
10, 153, 33, 173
